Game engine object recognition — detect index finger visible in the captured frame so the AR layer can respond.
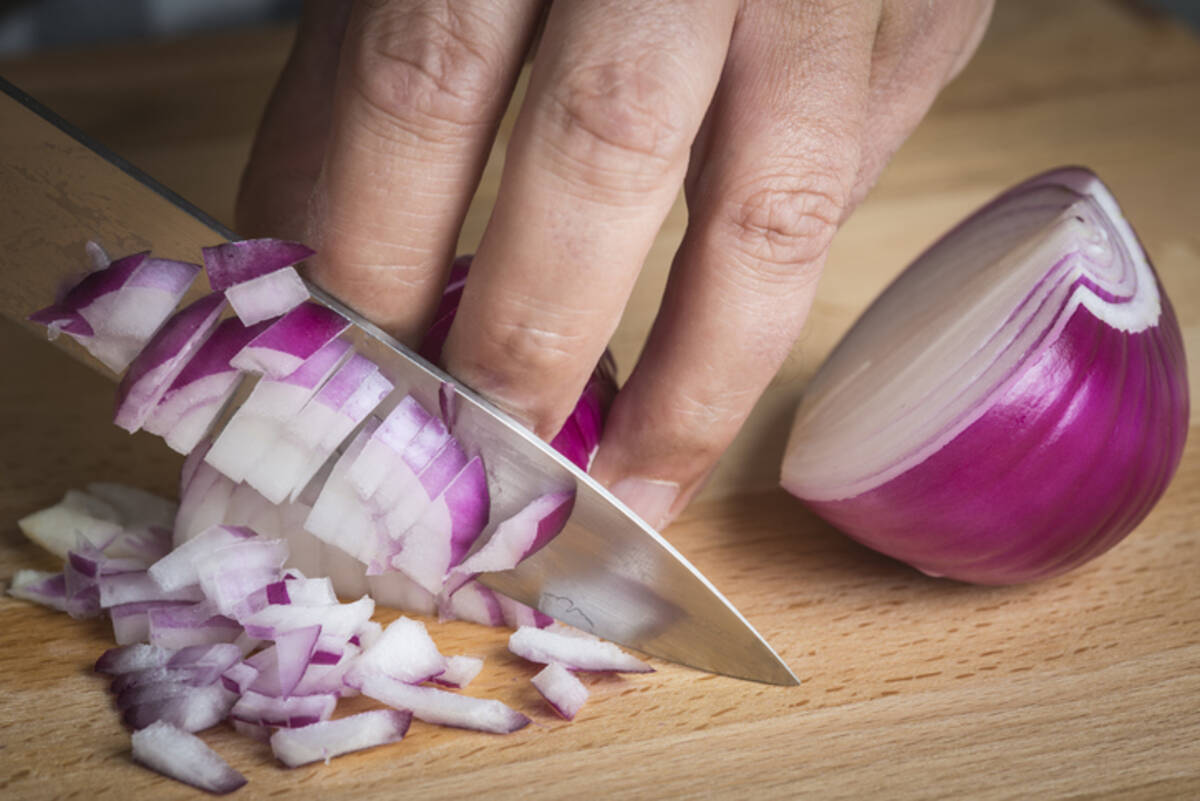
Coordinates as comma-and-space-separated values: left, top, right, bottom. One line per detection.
441, 0, 737, 438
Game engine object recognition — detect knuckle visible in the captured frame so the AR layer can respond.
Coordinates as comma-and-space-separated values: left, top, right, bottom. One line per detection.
650, 389, 747, 464
720, 171, 851, 276
542, 55, 692, 190
353, 4, 499, 131
453, 306, 593, 429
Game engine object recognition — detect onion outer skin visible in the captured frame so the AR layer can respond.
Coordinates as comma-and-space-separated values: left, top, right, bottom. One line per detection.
782, 167, 1189, 585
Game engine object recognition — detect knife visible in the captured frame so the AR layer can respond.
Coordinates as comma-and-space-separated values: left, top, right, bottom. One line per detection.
0, 77, 798, 686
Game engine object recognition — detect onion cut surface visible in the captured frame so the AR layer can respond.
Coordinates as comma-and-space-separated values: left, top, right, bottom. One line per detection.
131, 721, 247, 795
531, 662, 589, 720
29, 247, 201, 372
270, 709, 413, 767
782, 167, 1189, 584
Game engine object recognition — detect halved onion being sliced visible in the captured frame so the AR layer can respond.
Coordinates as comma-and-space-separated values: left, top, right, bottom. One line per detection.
206, 337, 352, 482
346, 616, 446, 685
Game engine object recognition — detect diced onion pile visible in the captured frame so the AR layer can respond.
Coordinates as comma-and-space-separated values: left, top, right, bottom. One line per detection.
15, 239, 645, 793
12, 487, 653, 793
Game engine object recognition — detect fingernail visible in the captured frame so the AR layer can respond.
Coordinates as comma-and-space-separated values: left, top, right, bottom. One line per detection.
608, 477, 680, 530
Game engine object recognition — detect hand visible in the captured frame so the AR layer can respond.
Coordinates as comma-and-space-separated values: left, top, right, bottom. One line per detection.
237, 0, 993, 529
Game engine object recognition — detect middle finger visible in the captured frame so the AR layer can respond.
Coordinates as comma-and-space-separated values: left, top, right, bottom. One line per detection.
442, 0, 737, 438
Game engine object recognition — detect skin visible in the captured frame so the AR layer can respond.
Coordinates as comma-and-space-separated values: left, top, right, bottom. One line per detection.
238, 0, 994, 529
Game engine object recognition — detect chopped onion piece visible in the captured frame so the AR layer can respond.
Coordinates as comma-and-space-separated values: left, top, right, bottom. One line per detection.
149, 525, 257, 591
220, 661, 260, 695
389, 456, 489, 594
347, 616, 446, 685
508, 626, 653, 673
7, 569, 68, 612
229, 301, 349, 379
110, 601, 191, 645
274, 624, 321, 697
29, 248, 201, 372
85, 483, 177, 530
131, 720, 247, 794
225, 266, 309, 325
288, 370, 394, 503
149, 608, 241, 650
438, 580, 504, 627
203, 238, 314, 292
270, 709, 412, 767
98, 571, 204, 608
244, 353, 389, 504
241, 596, 374, 641
17, 489, 123, 559
358, 675, 530, 734
531, 662, 588, 720
123, 683, 234, 732
230, 690, 337, 728
446, 491, 573, 594
143, 316, 269, 453
168, 643, 243, 673
292, 643, 361, 696
430, 655, 484, 689
114, 292, 227, 433
347, 396, 432, 499
96, 643, 171, 675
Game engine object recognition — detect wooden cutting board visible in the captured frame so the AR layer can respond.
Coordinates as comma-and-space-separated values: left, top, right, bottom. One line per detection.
1, 1, 1198, 798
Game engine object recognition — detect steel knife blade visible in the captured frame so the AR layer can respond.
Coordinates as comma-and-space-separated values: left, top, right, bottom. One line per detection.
0, 77, 798, 686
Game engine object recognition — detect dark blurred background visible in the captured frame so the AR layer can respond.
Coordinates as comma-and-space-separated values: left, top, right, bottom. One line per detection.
0, 0, 302, 55
0, 0, 1196, 56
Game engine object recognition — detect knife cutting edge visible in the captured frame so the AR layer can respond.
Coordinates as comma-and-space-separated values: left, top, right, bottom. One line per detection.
0, 76, 799, 686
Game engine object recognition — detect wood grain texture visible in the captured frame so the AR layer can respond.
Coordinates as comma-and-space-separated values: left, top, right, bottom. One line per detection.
1, 1, 1198, 799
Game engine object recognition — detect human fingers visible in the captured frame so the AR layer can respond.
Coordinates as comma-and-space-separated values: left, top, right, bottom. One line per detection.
440, 0, 738, 438
307, 0, 543, 342
588, 0, 881, 527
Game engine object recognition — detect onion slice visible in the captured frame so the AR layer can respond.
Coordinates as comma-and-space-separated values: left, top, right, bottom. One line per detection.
114, 292, 227, 433
531, 662, 588, 720
225, 266, 309, 325
270, 709, 412, 767
229, 301, 349, 379
131, 720, 247, 794
29, 248, 201, 372
508, 626, 653, 673
358, 675, 530, 734
782, 167, 1189, 584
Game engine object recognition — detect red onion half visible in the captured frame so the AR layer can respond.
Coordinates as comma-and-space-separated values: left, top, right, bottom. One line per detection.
782, 167, 1189, 584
